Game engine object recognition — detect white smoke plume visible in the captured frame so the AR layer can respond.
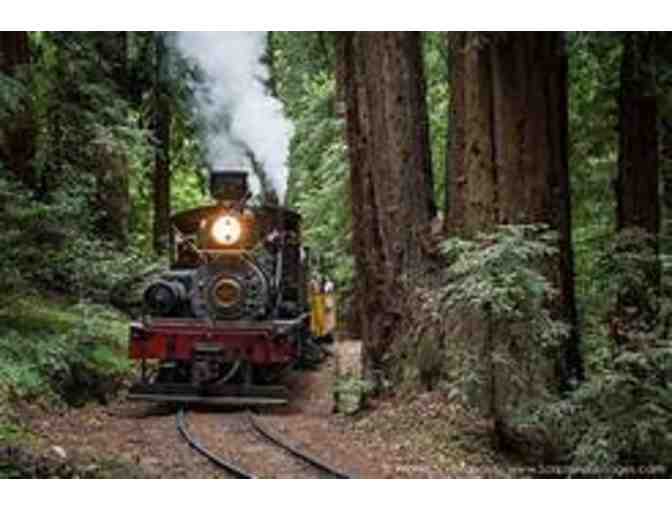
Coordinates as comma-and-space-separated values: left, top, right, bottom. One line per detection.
174, 32, 294, 203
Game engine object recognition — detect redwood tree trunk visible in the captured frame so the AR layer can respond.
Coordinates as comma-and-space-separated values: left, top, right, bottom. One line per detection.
660, 35, 672, 249
455, 32, 581, 423
491, 34, 580, 386
614, 32, 660, 343
0, 31, 35, 188
663, 119, 672, 242
444, 33, 466, 234
617, 33, 660, 243
338, 32, 435, 374
153, 32, 172, 254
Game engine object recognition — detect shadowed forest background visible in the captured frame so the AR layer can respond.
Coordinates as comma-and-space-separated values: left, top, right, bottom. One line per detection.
1, 31, 672, 476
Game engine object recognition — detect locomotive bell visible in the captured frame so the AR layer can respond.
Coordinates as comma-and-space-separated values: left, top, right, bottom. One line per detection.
209, 170, 249, 202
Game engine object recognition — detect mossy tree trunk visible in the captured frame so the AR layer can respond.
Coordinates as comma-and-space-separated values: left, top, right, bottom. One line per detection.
338, 32, 435, 379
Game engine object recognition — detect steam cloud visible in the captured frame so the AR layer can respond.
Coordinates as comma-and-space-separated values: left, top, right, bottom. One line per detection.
174, 32, 294, 203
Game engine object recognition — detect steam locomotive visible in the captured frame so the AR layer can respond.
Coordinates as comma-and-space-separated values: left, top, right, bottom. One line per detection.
127, 171, 333, 405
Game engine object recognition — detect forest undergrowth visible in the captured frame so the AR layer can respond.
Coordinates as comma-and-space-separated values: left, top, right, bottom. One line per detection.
0, 175, 147, 476
386, 225, 672, 474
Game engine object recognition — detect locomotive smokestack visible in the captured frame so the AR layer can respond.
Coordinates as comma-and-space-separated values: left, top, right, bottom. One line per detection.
173, 32, 294, 204
209, 170, 250, 203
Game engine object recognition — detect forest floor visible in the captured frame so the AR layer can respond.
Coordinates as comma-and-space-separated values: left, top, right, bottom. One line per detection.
3, 340, 517, 478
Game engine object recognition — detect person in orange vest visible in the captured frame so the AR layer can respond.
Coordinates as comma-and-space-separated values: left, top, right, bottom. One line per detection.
310, 275, 336, 343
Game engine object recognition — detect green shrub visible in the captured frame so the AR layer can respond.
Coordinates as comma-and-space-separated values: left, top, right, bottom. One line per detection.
0, 176, 157, 302
0, 297, 131, 406
526, 229, 672, 474
286, 73, 354, 313
333, 376, 374, 415
440, 224, 570, 349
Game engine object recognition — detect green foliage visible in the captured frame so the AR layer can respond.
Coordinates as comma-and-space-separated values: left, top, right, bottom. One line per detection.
0, 176, 156, 301
274, 32, 355, 301
126, 33, 211, 249
601, 228, 660, 317
334, 375, 374, 415
567, 32, 622, 373
286, 73, 353, 291
0, 421, 32, 446
24, 32, 208, 255
580, 228, 664, 372
0, 296, 131, 406
29, 33, 139, 180
423, 32, 450, 206
440, 225, 570, 348
525, 228, 672, 473
273, 32, 336, 118
0, 72, 27, 121
531, 346, 672, 472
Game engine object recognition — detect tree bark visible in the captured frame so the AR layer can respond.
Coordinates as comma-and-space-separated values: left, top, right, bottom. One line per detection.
617, 33, 660, 243
663, 119, 672, 239
0, 31, 35, 188
153, 32, 172, 255
444, 33, 467, 234
338, 32, 435, 376
659, 34, 672, 248
613, 32, 660, 344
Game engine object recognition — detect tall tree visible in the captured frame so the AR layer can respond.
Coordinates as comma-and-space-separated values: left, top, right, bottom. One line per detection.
338, 32, 435, 375
660, 34, 672, 247
663, 118, 672, 242
153, 32, 172, 254
617, 34, 660, 243
444, 33, 466, 234
617, 33, 660, 243
0, 31, 35, 188
613, 32, 660, 344
451, 32, 581, 421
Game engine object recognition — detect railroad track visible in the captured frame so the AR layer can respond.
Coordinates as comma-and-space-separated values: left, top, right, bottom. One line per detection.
176, 407, 352, 479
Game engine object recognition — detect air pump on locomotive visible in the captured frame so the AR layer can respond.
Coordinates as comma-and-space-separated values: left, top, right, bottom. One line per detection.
127, 171, 334, 405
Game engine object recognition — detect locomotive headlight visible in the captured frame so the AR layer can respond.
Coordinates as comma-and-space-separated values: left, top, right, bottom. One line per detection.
212, 215, 242, 245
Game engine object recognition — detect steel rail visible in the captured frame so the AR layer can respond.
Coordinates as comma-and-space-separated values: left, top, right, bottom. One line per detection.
176, 407, 254, 479
245, 410, 352, 479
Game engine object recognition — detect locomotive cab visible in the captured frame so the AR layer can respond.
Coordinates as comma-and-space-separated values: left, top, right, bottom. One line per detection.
128, 170, 321, 406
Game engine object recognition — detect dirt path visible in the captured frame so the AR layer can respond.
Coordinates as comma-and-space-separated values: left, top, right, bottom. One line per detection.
20, 342, 513, 478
